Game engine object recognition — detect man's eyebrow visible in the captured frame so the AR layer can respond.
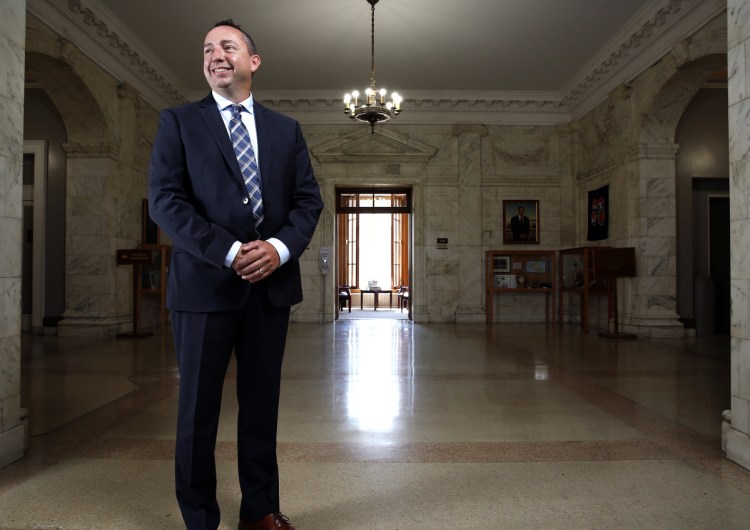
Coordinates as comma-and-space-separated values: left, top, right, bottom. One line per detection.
204, 39, 239, 48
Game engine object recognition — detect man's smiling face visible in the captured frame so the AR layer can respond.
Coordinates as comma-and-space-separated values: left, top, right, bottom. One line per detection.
203, 25, 261, 102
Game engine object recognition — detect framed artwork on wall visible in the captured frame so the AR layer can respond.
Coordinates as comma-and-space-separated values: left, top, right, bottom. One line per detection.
503, 200, 539, 244
493, 255, 511, 272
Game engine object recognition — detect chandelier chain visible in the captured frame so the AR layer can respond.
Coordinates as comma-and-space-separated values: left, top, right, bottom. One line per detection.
370, 2, 376, 88
343, 0, 402, 131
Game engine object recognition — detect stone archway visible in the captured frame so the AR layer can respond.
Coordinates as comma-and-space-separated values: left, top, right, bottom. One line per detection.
25, 16, 143, 336
624, 16, 726, 337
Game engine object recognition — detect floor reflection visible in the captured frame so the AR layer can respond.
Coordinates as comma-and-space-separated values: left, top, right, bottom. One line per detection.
338, 320, 414, 434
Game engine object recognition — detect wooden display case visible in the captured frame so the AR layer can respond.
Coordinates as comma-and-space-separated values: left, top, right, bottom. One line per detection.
485, 249, 556, 323
558, 246, 610, 332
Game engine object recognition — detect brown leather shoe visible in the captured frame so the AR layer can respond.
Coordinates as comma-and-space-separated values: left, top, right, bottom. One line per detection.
238, 512, 298, 530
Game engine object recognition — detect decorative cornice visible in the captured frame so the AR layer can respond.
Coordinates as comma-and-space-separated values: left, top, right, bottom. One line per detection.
27, 0, 189, 110
27, 0, 724, 124
561, 1, 686, 108
563, 0, 727, 120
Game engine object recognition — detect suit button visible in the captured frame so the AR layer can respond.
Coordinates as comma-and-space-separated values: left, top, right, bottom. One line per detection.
242, 197, 249, 205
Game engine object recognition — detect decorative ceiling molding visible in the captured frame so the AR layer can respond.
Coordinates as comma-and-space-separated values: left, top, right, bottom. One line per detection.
26, 0, 725, 124
561, 0, 727, 119
27, 0, 189, 109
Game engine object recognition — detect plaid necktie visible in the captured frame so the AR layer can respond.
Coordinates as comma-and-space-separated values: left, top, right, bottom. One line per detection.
229, 104, 264, 236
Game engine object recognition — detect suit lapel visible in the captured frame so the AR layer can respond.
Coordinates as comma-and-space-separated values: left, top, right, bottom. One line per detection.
197, 93, 245, 188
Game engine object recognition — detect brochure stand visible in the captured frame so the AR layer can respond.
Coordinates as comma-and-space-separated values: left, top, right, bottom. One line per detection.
116, 248, 154, 338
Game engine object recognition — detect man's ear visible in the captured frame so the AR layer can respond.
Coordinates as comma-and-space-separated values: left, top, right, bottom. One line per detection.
250, 54, 262, 74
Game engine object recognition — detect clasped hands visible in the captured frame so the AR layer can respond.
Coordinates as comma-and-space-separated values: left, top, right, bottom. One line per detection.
231, 240, 280, 283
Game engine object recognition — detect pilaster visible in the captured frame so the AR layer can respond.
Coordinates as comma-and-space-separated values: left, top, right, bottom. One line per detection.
727, 0, 750, 470
453, 125, 488, 322
0, 0, 26, 469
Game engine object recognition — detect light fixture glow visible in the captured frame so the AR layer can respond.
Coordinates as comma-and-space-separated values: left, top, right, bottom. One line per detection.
343, 0, 402, 132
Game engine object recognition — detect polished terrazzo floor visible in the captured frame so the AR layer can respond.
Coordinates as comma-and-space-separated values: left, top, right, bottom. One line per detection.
2, 320, 750, 529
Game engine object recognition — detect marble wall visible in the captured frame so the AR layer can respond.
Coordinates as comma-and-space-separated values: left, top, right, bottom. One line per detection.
727, 0, 750, 469
24, 16, 160, 336
0, 0, 26, 468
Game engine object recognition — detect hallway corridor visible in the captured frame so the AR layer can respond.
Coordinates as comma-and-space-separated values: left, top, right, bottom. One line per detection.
1, 321, 749, 529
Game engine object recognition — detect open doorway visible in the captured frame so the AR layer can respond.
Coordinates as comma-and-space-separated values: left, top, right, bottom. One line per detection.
336, 188, 412, 320
21, 141, 47, 332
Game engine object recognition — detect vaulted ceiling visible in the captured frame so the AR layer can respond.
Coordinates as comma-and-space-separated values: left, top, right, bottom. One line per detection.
26, 0, 725, 123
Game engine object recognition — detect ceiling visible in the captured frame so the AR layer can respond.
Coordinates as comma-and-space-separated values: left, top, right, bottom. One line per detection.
27, 0, 725, 122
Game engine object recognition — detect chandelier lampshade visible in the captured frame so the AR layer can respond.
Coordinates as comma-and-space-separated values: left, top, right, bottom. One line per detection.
343, 0, 402, 132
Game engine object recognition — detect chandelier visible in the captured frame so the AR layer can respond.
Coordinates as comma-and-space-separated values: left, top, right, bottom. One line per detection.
343, 0, 402, 132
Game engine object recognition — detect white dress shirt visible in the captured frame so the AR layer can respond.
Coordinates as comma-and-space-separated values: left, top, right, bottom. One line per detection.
211, 91, 290, 268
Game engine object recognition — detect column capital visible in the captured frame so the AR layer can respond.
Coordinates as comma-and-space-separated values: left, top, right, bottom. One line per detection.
628, 143, 679, 161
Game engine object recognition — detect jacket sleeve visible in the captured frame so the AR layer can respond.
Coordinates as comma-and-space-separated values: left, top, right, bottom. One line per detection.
148, 108, 237, 269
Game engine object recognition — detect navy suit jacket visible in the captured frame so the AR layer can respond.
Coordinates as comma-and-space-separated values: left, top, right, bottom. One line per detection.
148, 94, 323, 312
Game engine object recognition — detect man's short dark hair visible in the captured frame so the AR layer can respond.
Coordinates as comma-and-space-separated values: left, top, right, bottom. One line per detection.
213, 19, 258, 54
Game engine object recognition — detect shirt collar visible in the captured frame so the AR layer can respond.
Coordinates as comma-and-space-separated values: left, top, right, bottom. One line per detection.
212, 91, 254, 114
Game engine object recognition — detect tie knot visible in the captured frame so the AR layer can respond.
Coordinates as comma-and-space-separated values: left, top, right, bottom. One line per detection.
231, 104, 244, 120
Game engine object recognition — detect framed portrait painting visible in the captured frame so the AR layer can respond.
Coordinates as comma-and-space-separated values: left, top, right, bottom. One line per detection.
503, 200, 539, 244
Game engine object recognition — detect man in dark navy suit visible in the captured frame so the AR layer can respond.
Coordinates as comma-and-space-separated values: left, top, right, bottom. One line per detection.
148, 19, 322, 530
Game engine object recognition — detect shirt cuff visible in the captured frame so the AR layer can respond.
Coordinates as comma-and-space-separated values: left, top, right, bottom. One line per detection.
224, 240, 242, 268
267, 237, 291, 265
224, 238, 290, 268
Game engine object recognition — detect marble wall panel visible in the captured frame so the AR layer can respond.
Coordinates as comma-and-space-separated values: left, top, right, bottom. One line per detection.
0, 38, 24, 104
68, 195, 117, 220
434, 274, 459, 292
730, 159, 749, 221
728, 42, 746, 107
645, 216, 675, 237
731, 280, 750, 340
485, 134, 557, 169
644, 256, 676, 277
66, 235, 112, 258
636, 276, 676, 297
0, 157, 4, 218
739, 341, 750, 401
634, 293, 678, 316
0, 278, 21, 340
0, 218, 21, 282
1, 157, 21, 220
728, 98, 750, 165
0, 98, 23, 160
731, 338, 744, 396
732, 396, 750, 435
0, 334, 20, 401
638, 236, 675, 257
67, 275, 116, 296
731, 219, 750, 281
729, 0, 750, 50
64, 293, 118, 318
69, 174, 107, 198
